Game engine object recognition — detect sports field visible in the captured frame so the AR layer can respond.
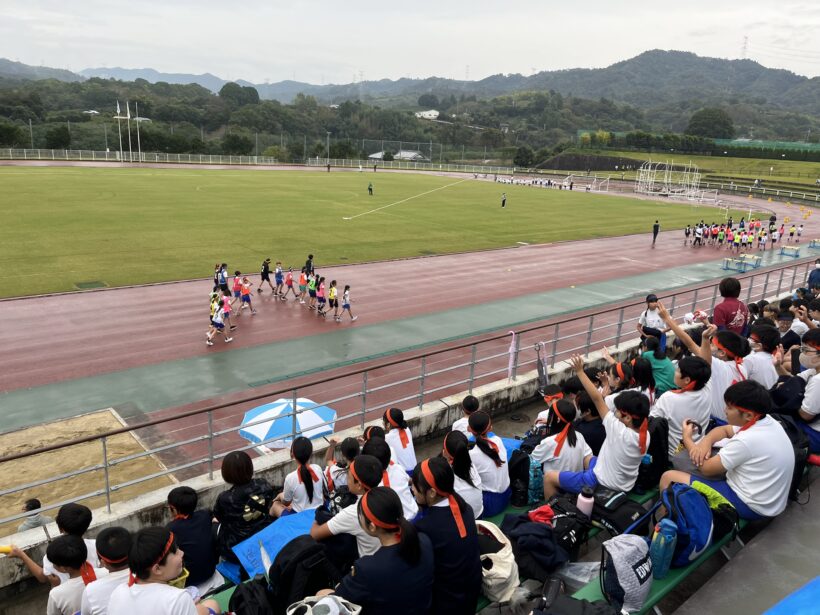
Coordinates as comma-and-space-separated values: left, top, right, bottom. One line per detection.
2, 167, 759, 297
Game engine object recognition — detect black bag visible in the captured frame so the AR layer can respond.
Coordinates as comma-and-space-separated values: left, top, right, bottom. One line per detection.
501, 514, 569, 581
635, 416, 670, 493
770, 375, 807, 417
532, 577, 619, 615
547, 495, 593, 560
591, 488, 650, 536
229, 575, 275, 615
267, 536, 341, 614
771, 413, 810, 500
326, 486, 358, 516
508, 449, 531, 507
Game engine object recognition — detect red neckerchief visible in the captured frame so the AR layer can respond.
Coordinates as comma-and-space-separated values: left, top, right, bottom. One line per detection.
714, 338, 746, 383
296, 463, 319, 484
386, 409, 410, 448
80, 561, 97, 585
551, 401, 572, 457
734, 405, 764, 432
421, 459, 466, 538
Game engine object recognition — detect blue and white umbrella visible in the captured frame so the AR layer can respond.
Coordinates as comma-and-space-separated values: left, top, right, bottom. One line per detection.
239, 398, 336, 448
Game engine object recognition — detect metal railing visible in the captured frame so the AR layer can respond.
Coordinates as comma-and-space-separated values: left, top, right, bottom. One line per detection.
0, 148, 280, 166
0, 257, 815, 528
701, 180, 820, 203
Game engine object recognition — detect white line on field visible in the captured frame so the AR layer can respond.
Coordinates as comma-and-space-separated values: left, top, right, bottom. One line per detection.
517, 242, 529, 245
342, 178, 470, 220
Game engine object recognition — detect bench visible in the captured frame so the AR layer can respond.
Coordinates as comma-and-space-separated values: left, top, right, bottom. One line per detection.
809, 239, 820, 250
738, 253, 762, 268
721, 258, 750, 272
779, 246, 801, 258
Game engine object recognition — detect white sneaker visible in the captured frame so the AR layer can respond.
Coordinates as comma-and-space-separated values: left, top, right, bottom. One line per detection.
225, 337, 233, 343
351, 316, 358, 321
206, 340, 214, 346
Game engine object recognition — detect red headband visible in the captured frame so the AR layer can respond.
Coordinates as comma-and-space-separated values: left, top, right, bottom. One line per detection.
361, 492, 401, 537
443, 432, 455, 459
470, 419, 498, 453
386, 409, 409, 448
551, 401, 572, 457
97, 552, 128, 566
733, 405, 764, 432
129, 532, 175, 586
349, 460, 373, 492
543, 392, 564, 404
421, 459, 467, 538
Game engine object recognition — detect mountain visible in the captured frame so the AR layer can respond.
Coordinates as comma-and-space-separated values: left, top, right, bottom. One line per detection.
0, 58, 84, 82
80, 67, 227, 93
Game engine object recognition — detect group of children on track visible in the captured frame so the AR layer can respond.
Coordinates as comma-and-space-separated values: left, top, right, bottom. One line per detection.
684, 217, 803, 251
207, 256, 357, 346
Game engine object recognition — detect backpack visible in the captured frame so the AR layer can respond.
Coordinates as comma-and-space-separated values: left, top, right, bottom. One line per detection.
528, 456, 545, 505
635, 417, 670, 493
547, 495, 593, 560
591, 489, 651, 537
690, 480, 740, 542
532, 577, 619, 615
326, 486, 358, 516
641, 484, 713, 567
770, 376, 807, 417
286, 595, 362, 615
508, 449, 531, 507
267, 536, 341, 614
476, 520, 519, 603
771, 414, 810, 500
599, 534, 652, 613
229, 575, 275, 615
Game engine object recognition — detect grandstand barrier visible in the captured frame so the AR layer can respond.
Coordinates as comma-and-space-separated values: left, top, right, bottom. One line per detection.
0, 260, 812, 591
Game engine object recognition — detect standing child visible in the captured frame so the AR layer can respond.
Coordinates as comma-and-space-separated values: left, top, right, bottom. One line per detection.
684, 225, 691, 245
240, 276, 256, 315
328, 280, 340, 320
789, 225, 796, 242
339, 285, 358, 321
206, 302, 233, 346
259, 258, 275, 294
797, 224, 804, 243
282, 267, 299, 299
231, 271, 243, 310
383, 408, 417, 472
316, 276, 327, 317
274, 261, 285, 299
271, 437, 325, 517
307, 273, 318, 310
297, 268, 308, 303
221, 290, 236, 331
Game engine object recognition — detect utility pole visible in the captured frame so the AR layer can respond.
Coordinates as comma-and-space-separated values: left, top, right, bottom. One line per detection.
29, 118, 34, 148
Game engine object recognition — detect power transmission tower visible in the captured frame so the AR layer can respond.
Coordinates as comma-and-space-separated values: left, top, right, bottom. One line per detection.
741, 36, 749, 59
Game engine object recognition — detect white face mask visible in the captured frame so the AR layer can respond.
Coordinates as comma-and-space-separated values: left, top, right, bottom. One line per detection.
815, 264, 820, 269
750, 341, 762, 353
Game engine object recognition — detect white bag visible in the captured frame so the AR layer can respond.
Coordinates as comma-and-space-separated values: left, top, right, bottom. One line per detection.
286, 595, 362, 615
476, 520, 519, 603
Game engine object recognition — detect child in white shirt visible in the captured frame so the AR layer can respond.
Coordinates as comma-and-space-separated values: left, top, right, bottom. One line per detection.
452, 395, 480, 435
271, 436, 325, 517
467, 411, 511, 517
531, 399, 592, 474
45, 536, 108, 615
383, 407, 417, 472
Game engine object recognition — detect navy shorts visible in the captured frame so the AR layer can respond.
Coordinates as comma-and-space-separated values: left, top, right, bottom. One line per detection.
214, 322, 225, 330
689, 476, 765, 521
558, 456, 599, 494
275, 276, 284, 285
233, 290, 241, 298
309, 290, 316, 298
241, 295, 251, 303
318, 297, 326, 305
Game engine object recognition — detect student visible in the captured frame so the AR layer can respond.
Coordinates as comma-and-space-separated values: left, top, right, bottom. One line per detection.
362, 437, 419, 520
259, 258, 275, 293
240, 276, 257, 315
328, 487, 435, 615
324, 436, 360, 491
661, 381, 794, 520
220, 289, 236, 332
304, 253, 315, 277
543, 355, 650, 498
274, 261, 285, 298
316, 276, 327, 316
601, 360, 634, 411
631, 357, 657, 406
637, 294, 669, 351
441, 430, 484, 518
467, 411, 510, 517
641, 336, 677, 395
328, 279, 340, 320
271, 436, 325, 517
297, 267, 308, 303
452, 395, 479, 435
17, 498, 53, 532
339, 284, 358, 321
649, 356, 712, 470
45, 536, 107, 615
80, 527, 131, 615
217, 264, 229, 295
383, 407, 417, 471
531, 399, 592, 474
9, 503, 99, 587
310, 455, 383, 558
793, 329, 820, 453
411, 458, 482, 615
206, 302, 233, 346
212, 451, 275, 565
307, 273, 318, 310
166, 487, 221, 593
231, 270, 243, 305
282, 267, 298, 300
712, 277, 750, 336
360, 425, 400, 465
743, 325, 780, 389
107, 527, 221, 615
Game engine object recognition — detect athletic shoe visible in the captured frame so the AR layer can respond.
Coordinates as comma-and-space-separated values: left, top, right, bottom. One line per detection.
351, 316, 358, 321
251, 310, 257, 315
206, 340, 214, 346
230, 325, 237, 330
225, 337, 233, 343
299, 300, 305, 304
257, 289, 262, 294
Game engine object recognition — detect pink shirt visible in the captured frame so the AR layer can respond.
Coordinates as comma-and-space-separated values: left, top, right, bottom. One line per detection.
317, 283, 325, 298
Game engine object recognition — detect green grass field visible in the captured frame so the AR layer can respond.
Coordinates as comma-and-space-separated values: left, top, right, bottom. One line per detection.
1, 167, 762, 298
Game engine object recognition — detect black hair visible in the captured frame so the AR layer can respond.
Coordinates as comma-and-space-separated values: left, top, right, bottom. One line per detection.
677, 356, 711, 390
559, 376, 584, 396
363, 425, 386, 441
383, 407, 408, 429
462, 395, 479, 414
756, 299, 769, 312
291, 436, 317, 503
96, 527, 132, 570
754, 317, 776, 328
793, 298, 809, 310
129, 527, 179, 581
468, 412, 504, 467
348, 454, 383, 490
748, 303, 760, 317
576, 391, 599, 418
46, 535, 87, 570
808, 299, 820, 313
609, 361, 633, 391
780, 297, 793, 311
723, 380, 772, 416
339, 437, 360, 464
714, 330, 751, 360
643, 336, 666, 361
612, 390, 650, 428
24, 498, 41, 512
803, 328, 820, 348
221, 450, 254, 485
358, 487, 419, 564
719, 277, 742, 298
750, 325, 780, 354
412, 457, 470, 517
55, 503, 92, 536
542, 384, 562, 397
167, 486, 197, 516
632, 358, 656, 392
545, 399, 578, 448
361, 437, 391, 470
442, 430, 476, 487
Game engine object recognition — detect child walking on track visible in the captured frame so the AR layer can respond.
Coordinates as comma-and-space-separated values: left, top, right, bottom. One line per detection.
282, 267, 299, 299
232, 271, 243, 308
339, 284, 358, 321
307, 273, 318, 310
298, 268, 308, 303
222, 289, 236, 331
316, 276, 327, 317
240, 276, 257, 314
207, 302, 233, 346
274, 261, 285, 299
328, 280, 339, 320
259, 258, 275, 293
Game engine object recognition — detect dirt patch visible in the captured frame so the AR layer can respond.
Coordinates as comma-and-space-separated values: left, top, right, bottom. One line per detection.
0, 410, 175, 539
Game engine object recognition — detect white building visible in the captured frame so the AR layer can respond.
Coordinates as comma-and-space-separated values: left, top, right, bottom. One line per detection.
414, 110, 440, 120
368, 149, 429, 161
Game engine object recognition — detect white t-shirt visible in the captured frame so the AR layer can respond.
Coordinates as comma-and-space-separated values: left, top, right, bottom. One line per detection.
48, 569, 108, 615
593, 412, 649, 492
799, 369, 820, 433
718, 416, 795, 516
651, 386, 712, 455
452, 417, 470, 435
385, 428, 417, 472
639, 308, 665, 331
744, 351, 778, 389
107, 581, 198, 615
326, 497, 381, 557
381, 462, 419, 520
709, 359, 748, 421
604, 387, 654, 412
44, 538, 100, 583
531, 432, 592, 474
453, 466, 484, 518
282, 464, 325, 512
469, 435, 510, 493
81, 568, 128, 615
791, 320, 809, 337
325, 461, 348, 490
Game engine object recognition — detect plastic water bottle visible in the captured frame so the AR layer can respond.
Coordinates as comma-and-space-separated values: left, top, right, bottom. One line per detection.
650, 519, 678, 579
576, 487, 595, 519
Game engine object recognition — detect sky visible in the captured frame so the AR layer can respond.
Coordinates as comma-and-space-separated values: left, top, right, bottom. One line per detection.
2, 0, 819, 83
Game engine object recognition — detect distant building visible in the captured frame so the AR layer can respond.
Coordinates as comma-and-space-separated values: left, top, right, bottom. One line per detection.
414, 110, 440, 120
368, 149, 429, 161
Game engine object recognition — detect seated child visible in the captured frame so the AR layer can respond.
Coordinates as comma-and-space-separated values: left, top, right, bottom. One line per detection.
362, 437, 419, 520
743, 325, 780, 389
441, 430, 484, 518
383, 408, 417, 472
467, 411, 510, 517
271, 436, 325, 517
795, 328, 820, 453
452, 395, 480, 436
81, 527, 131, 615
166, 486, 222, 593
324, 436, 360, 491
575, 391, 606, 456
531, 399, 592, 475
46, 535, 107, 615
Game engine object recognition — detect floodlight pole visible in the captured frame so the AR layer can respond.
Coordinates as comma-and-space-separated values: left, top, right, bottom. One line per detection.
103, 122, 108, 151
29, 119, 34, 148
116, 113, 123, 163
326, 131, 330, 163
126, 102, 133, 163
135, 102, 141, 163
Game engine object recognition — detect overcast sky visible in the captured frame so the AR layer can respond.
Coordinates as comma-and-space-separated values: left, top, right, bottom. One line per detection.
2, 1, 819, 83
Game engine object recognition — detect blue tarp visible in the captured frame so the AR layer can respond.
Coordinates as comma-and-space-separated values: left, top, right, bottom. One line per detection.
231, 510, 315, 578
764, 576, 820, 615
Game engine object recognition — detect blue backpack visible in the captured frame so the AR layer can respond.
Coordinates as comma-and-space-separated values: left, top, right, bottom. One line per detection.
528, 456, 545, 505
653, 484, 714, 567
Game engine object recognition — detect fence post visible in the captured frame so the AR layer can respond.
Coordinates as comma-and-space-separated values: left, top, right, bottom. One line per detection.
101, 437, 112, 513
762, 271, 771, 299
711, 285, 719, 310
511, 332, 522, 379
207, 411, 214, 480
746, 274, 754, 303
776, 269, 785, 296
692, 288, 699, 311
291, 389, 299, 440
670, 295, 677, 314
360, 372, 368, 429
550, 323, 560, 367
468, 344, 477, 394
790, 266, 798, 292
614, 308, 625, 347
584, 315, 595, 355
418, 357, 427, 409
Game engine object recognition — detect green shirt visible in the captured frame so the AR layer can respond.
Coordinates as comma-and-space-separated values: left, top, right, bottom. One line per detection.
642, 351, 677, 395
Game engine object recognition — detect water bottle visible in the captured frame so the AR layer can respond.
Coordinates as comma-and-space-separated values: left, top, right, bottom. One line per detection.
576, 487, 595, 519
650, 519, 678, 579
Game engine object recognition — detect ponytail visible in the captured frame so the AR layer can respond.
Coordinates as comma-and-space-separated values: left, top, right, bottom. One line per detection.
547, 399, 578, 452
631, 358, 656, 393
643, 336, 666, 361
384, 408, 410, 448
443, 431, 476, 487
359, 487, 420, 564
412, 457, 469, 538
291, 437, 318, 503
468, 411, 503, 468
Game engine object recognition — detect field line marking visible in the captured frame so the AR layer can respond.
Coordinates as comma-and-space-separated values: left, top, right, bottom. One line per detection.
343, 178, 470, 220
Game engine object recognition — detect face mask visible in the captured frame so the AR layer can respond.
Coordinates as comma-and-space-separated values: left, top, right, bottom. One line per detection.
750, 341, 762, 353
799, 353, 817, 369
815, 264, 820, 269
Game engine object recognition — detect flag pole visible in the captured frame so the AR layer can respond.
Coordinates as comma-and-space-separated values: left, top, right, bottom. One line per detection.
115, 101, 123, 163
126, 101, 133, 163
135, 101, 142, 163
